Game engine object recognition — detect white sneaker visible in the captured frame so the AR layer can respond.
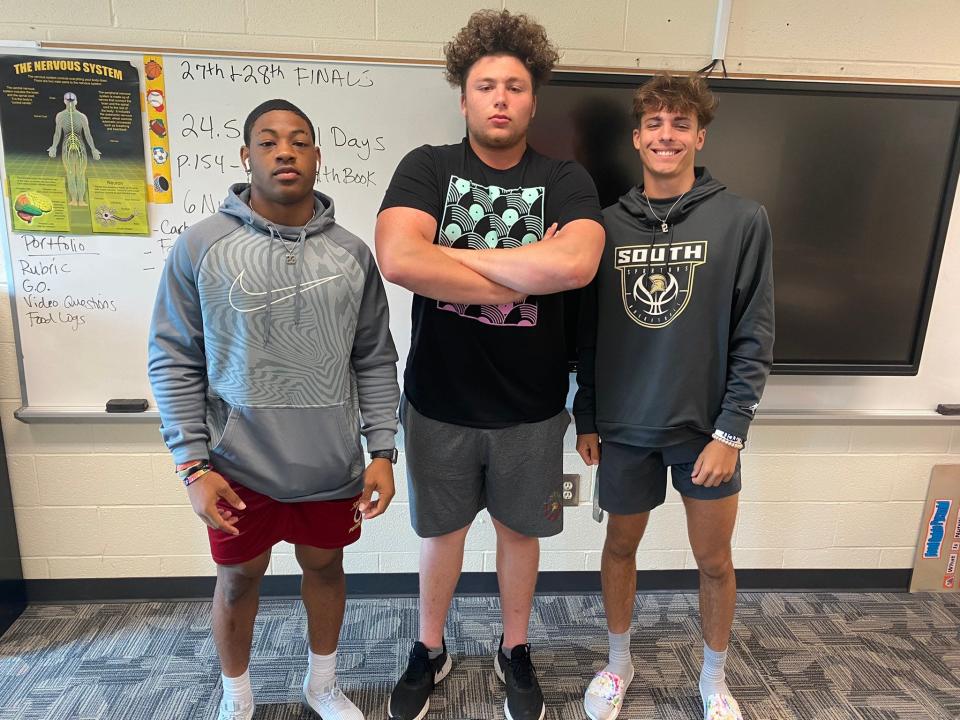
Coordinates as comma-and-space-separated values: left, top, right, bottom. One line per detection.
303, 681, 364, 719
217, 697, 254, 720
583, 666, 634, 720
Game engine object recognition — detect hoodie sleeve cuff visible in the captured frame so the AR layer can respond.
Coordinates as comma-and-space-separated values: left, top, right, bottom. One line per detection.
574, 413, 598, 435
363, 428, 397, 455
171, 442, 210, 466
713, 410, 752, 443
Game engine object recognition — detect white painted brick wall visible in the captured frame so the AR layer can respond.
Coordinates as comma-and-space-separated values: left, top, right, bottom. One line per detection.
7, 455, 38, 506
833, 503, 926, 548
15, 507, 103, 557
247, 0, 376, 40
2, 0, 960, 580
735, 502, 840, 549
35, 455, 155, 506
10, 439, 956, 578
623, 0, 715, 57
378, 0, 495, 43
160, 555, 218, 576
505, 0, 628, 52
0, 0, 112, 28
114, 0, 246, 34
727, 0, 960, 67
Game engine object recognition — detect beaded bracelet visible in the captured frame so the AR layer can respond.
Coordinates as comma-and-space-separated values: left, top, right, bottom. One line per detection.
712, 429, 745, 450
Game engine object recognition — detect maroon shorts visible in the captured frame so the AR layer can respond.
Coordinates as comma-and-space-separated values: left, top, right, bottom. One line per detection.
208, 478, 362, 566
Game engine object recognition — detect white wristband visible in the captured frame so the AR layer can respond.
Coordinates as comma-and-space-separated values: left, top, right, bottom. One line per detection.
712, 429, 744, 450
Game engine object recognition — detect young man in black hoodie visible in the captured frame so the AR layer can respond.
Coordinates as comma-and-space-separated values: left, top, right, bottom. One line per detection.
573, 73, 774, 720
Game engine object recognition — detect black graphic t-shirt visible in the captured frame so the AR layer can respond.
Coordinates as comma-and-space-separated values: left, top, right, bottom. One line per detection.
380, 138, 602, 427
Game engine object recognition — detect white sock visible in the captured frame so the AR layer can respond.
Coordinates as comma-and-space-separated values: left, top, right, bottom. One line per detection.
699, 642, 730, 699
306, 649, 337, 695
605, 629, 633, 679
222, 669, 253, 707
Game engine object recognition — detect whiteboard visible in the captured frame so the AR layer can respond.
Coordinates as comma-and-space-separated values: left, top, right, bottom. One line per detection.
0, 46, 958, 419
0, 49, 462, 413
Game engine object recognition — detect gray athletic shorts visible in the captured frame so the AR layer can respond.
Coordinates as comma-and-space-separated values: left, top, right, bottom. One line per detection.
598, 435, 741, 515
400, 396, 571, 538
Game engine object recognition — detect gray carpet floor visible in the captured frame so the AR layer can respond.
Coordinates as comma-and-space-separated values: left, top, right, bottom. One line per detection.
1, 592, 959, 719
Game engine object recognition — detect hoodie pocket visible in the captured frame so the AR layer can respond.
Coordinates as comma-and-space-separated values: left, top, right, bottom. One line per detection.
209, 402, 238, 454
210, 403, 363, 500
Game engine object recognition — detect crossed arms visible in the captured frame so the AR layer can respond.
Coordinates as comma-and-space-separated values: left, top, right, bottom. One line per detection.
375, 205, 605, 302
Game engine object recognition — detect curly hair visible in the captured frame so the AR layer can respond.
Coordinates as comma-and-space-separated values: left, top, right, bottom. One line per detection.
632, 72, 718, 128
444, 10, 560, 92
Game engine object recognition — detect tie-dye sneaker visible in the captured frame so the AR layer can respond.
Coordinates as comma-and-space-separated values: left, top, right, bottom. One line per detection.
703, 692, 743, 720
583, 666, 634, 720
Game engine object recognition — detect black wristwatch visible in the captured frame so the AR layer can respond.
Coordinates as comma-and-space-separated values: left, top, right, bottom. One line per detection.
370, 448, 399, 464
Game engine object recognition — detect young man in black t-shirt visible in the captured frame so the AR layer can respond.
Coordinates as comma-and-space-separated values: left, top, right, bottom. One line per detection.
376, 10, 604, 720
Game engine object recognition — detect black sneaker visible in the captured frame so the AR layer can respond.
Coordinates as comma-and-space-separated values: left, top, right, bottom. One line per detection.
388, 639, 453, 720
493, 635, 545, 720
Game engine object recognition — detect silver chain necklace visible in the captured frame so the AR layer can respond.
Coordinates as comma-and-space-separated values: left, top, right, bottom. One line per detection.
643, 190, 688, 233
278, 234, 299, 265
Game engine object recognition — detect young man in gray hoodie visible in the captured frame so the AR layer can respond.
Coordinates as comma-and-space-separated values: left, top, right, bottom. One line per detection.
574, 74, 774, 720
148, 99, 400, 720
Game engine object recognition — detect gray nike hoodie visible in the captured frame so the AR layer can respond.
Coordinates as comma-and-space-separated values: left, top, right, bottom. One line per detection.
148, 184, 399, 501
574, 168, 774, 447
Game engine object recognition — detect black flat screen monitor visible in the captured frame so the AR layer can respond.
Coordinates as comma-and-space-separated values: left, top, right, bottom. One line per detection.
530, 75, 960, 375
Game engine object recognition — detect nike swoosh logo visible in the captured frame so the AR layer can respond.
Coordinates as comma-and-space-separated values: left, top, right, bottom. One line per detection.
228, 269, 342, 313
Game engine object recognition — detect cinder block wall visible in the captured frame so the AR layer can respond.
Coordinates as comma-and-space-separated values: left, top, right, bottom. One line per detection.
1, 0, 959, 580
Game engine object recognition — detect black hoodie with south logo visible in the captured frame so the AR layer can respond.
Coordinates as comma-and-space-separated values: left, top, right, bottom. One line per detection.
573, 167, 774, 448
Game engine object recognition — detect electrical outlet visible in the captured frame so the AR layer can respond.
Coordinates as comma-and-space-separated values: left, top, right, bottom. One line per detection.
561, 473, 579, 506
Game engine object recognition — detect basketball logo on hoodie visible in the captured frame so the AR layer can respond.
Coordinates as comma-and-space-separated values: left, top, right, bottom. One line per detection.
615, 241, 707, 327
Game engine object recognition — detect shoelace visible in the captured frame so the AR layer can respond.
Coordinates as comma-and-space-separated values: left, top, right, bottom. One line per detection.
508, 645, 535, 689
405, 648, 432, 683
318, 686, 346, 703
307, 685, 351, 705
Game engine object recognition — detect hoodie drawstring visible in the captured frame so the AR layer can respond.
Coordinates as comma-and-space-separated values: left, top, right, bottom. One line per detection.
292, 227, 307, 326
263, 223, 310, 346
264, 224, 280, 346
